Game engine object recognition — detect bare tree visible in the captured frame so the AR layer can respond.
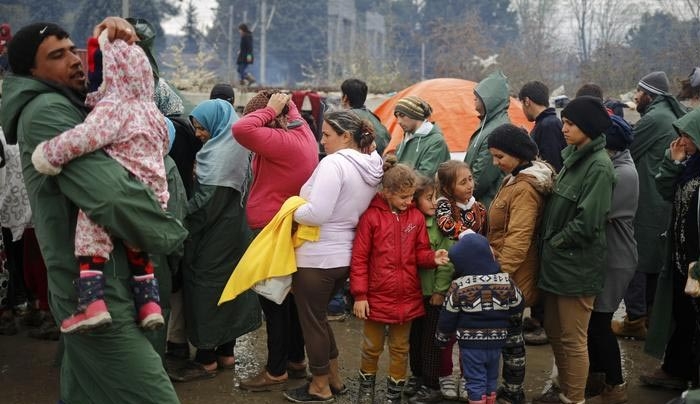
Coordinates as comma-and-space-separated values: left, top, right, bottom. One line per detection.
510, 0, 561, 79
595, 0, 639, 46
657, 0, 700, 20
569, 0, 595, 62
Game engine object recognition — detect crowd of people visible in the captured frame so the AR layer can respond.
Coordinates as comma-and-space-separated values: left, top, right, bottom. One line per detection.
1, 15, 700, 404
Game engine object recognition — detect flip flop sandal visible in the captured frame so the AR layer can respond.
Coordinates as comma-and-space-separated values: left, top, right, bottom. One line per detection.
283, 383, 334, 403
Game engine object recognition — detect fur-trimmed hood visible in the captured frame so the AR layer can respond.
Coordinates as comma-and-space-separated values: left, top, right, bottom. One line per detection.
503, 160, 555, 195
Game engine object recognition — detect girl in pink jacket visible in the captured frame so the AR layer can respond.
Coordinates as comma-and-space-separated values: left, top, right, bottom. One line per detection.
31, 32, 170, 334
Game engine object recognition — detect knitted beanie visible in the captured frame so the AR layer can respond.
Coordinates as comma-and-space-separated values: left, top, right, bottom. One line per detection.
8, 22, 67, 76
605, 115, 634, 151
210, 83, 235, 102
487, 123, 539, 162
561, 96, 612, 139
638, 71, 670, 95
394, 96, 432, 120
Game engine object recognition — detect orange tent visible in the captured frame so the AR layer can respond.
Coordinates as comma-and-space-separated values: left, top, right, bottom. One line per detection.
374, 78, 534, 153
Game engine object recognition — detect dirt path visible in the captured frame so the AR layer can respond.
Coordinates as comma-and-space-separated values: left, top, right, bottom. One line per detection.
0, 315, 680, 404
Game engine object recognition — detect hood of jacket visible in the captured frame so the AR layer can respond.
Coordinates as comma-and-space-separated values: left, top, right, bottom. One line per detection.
673, 107, 700, 147
474, 70, 510, 125
0, 75, 87, 144
91, 38, 154, 103
336, 148, 383, 188
449, 232, 500, 277
505, 160, 555, 194
641, 93, 688, 119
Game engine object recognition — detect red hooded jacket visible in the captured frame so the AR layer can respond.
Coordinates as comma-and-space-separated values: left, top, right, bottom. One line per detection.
351, 193, 436, 324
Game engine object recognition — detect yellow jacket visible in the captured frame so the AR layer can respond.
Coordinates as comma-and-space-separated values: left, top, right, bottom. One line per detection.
219, 196, 319, 305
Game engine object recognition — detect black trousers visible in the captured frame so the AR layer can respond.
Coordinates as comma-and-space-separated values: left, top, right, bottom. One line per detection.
587, 311, 624, 386
259, 293, 306, 376
662, 267, 700, 385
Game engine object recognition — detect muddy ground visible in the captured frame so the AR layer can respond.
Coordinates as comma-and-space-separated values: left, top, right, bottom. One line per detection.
0, 311, 681, 404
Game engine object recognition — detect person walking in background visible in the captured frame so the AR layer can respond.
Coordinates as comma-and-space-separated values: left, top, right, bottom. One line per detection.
586, 115, 638, 404
393, 96, 450, 178
533, 96, 614, 404
237, 23, 255, 85
351, 156, 449, 404
436, 231, 524, 404
464, 70, 512, 208
282, 110, 383, 403
614, 71, 687, 341
486, 123, 555, 404
233, 91, 319, 392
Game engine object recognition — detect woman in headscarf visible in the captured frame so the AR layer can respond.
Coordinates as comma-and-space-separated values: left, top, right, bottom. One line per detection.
169, 99, 261, 382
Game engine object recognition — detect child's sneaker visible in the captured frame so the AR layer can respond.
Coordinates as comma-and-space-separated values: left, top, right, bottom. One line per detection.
440, 375, 459, 400
458, 377, 470, 402
60, 270, 112, 334
131, 274, 164, 330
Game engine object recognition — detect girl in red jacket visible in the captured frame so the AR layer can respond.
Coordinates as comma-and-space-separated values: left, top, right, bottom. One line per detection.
351, 155, 449, 404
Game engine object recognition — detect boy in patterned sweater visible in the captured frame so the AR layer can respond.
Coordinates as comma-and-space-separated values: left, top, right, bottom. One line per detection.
436, 231, 524, 404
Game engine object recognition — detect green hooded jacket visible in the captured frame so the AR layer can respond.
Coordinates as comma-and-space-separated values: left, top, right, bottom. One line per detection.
630, 94, 687, 274
395, 121, 450, 178
646, 108, 700, 359
0, 75, 187, 403
422, 216, 455, 296
464, 71, 511, 208
538, 135, 615, 296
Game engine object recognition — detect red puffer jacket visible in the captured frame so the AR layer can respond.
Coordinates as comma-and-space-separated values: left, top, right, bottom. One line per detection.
351, 193, 436, 324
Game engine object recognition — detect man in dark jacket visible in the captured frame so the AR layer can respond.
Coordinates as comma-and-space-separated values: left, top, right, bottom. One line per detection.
613, 71, 688, 341
519, 81, 565, 172
341, 78, 391, 156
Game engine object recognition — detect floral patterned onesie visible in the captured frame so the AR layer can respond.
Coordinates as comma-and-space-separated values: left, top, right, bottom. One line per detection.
38, 37, 168, 259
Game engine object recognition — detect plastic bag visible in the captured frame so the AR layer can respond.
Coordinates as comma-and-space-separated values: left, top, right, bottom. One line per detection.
252, 275, 291, 304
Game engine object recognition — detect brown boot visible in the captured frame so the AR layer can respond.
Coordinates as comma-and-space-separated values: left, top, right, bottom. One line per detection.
611, 316, 647, 339
586, 383, 628, 404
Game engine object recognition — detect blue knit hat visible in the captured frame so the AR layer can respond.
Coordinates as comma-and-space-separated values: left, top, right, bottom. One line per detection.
448, 231, 500, 277
604, 115, 634, 151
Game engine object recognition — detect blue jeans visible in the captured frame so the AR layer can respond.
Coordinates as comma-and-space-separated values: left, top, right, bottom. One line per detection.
237, 62, 249, 80
460, 347, 501, 400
